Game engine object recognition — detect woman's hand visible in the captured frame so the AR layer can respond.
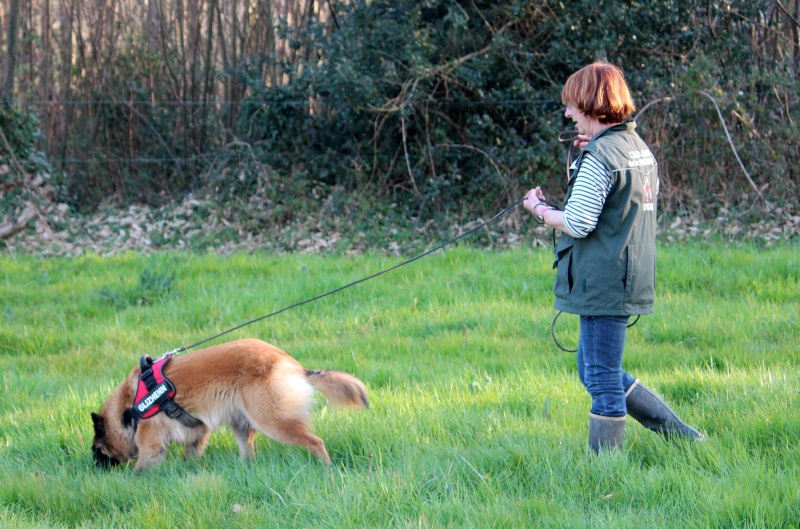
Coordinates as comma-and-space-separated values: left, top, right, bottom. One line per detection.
573, 134, 591, 150
523, 187, 547, 213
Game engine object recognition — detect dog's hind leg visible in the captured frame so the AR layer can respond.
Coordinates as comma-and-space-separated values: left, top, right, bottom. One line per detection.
242, 364, 331, 465
243, 399, 331, 464
256, 418, 331, 466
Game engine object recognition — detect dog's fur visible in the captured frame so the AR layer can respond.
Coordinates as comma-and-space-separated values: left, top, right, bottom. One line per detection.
91, 338, 368, 471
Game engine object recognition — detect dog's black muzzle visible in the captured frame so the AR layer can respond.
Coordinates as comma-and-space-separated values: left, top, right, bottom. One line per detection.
92, 446, 120, 470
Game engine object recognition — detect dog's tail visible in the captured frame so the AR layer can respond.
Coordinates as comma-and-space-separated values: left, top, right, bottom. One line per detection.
304, 369, 369, 409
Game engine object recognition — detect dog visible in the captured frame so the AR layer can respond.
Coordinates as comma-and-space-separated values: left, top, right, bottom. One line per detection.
91, 338, 368, 471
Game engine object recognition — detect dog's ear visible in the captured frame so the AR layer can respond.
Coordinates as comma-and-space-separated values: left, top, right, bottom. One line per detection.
139, 355, 154, 372
121, 408, 137, 429
91, 412, 106, 439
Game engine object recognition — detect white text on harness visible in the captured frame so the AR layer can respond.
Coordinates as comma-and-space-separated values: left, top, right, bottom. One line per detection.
136, 382, 169, 413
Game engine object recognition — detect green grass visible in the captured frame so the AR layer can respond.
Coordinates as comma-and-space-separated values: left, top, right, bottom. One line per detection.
0, 244, 798, 528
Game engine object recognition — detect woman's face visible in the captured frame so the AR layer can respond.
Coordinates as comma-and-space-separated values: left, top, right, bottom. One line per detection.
564, 105, 595, 136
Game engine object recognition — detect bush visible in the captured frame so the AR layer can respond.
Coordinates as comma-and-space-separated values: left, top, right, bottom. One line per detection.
0, 107, 63, 220
232, 0, 798, 220
11, 0, 798, 222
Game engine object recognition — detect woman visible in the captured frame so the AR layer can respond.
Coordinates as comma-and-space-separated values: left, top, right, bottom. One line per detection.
523, 61, 704, 452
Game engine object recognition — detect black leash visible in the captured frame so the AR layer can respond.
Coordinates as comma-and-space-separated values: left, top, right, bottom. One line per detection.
558, 129, 580, 183
550, 312, 641, 353
164, 130, 641, 357
170, 197, 527, 355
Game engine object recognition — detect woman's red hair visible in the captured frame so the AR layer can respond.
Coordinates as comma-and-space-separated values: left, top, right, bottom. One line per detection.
561, 62, 635, 123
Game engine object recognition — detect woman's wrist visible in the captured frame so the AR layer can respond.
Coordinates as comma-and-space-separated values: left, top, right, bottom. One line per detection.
533, 203, 549, 220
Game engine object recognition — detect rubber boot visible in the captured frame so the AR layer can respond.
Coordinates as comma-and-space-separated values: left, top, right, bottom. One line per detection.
625, 380, 705, 441
588, 414, 625, 454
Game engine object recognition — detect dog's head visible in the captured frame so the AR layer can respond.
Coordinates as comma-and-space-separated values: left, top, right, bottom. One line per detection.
91, 370, 139, 469
90, 410, 138, 469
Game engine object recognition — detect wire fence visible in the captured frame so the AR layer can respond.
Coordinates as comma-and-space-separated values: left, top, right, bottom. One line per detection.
26, 97, 571, 167
15, 90, 791, 108
56, 155, 216, 164
14, 90, 797, 201
19, 98, 564, 107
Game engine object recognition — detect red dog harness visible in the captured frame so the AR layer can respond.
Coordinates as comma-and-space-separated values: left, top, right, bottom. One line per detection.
130, 352, 202, 428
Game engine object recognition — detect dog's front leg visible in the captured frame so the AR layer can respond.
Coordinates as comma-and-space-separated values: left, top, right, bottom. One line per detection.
133, 423, 167, 472
232, 423, 257, 460
184, 426, 211, 460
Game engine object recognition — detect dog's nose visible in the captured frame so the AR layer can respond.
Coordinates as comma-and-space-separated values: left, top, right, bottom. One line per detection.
92, 446, 119, 470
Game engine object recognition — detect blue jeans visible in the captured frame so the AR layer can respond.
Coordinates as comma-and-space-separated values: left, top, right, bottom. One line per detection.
576, 316, 637, 418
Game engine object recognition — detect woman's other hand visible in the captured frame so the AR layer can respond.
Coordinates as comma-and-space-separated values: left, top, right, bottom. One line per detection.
573, 134, 591, 150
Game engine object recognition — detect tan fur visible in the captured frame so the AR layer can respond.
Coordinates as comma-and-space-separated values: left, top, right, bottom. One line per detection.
91, 338, 368, 471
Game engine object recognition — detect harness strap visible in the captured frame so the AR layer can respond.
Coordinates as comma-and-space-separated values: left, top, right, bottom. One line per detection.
131, 353, 202, 429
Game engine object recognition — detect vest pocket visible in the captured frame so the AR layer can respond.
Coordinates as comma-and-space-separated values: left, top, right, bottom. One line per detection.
554, 238, 574, 298
624, 243, 654, 304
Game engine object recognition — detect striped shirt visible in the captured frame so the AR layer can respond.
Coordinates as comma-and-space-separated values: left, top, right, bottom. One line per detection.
562, 152, 613, 238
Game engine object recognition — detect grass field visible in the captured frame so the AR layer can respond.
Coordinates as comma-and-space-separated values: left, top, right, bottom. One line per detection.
0, 243, 798, 528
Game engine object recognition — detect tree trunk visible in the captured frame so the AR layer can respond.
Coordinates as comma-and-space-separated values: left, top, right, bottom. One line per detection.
58, 0, 76, 170
198, 0, 216, 157
1, 0, 22, 106
794, 0, 799, 76
147, 0, 160, 56
39, 0, 52, 149
0, 204, 37, 240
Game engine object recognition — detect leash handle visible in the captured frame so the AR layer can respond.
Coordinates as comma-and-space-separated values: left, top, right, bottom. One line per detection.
558, 129, 580, 183
176, 197, 527, 353
551, 312, 642, 354
551, 311, 577, 353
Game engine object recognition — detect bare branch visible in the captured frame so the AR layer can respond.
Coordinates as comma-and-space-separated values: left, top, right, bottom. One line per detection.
400, 117, 422, 199
0, 204, 37, 240
696, 90, 764, 203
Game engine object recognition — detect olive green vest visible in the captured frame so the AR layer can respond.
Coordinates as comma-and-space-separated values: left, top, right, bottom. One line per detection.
552, 121, 658, 316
